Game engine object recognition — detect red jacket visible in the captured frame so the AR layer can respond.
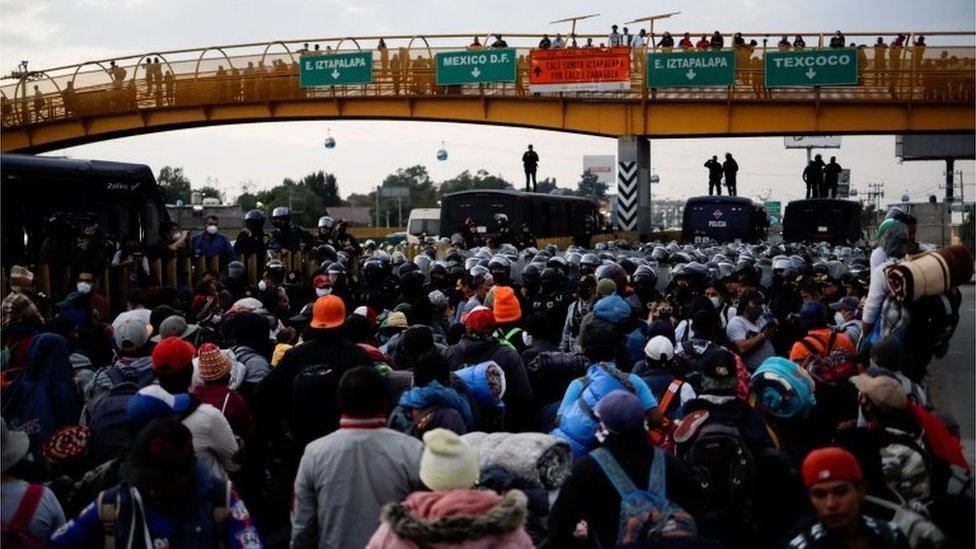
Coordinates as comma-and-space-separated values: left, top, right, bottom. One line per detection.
191, 385, 253, 438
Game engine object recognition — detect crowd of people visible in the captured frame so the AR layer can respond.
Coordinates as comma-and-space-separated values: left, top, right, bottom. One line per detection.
0, 202, 972, 548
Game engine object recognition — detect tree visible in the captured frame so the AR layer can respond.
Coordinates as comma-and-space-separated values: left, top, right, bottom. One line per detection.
576, 169, 607, 199
302, 171, 344, 207
195, 185, 224, 203
439, 169, 513, 194
157, 166, 191, 204
536, 177, 558, 194
236, 192, 259, 212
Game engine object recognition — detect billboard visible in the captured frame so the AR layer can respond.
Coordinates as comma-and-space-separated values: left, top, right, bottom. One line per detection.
896, 134, 976, 161
837, 169, 851, 198
529, 47, 631, 93
784, 136, 842, 149
583, 154, 616, 186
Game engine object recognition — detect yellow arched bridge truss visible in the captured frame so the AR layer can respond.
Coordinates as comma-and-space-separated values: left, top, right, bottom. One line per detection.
2, 31, 973, 152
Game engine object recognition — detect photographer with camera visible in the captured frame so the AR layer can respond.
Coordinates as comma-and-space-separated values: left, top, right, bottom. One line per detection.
726, 290, 778, 371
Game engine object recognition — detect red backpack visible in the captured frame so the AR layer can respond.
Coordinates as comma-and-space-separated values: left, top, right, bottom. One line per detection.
1, 484, 47, 548
799, 330, 856, 384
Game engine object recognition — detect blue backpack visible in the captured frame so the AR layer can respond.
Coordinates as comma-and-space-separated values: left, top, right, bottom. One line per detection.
591, 447, 698, 545
88, 367, 155, 465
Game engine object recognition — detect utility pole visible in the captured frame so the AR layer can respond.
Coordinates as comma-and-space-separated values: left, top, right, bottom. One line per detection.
865, 181, 885, 218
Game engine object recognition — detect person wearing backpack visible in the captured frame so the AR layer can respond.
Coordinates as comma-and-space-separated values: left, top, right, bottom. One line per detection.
789, 301, 857, 364
391, 350, 475, 437
1, 419, 65, 546
551, 312, 661, 458
83, 317, 156, 419
548, 390, 709, 548
50, 417, 262, 548
492, 285, 527, 355
634, 336, 697, 448
787, 446, 910, 548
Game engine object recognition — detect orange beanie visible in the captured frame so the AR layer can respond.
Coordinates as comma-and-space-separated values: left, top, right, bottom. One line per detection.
492, 285, 522, 324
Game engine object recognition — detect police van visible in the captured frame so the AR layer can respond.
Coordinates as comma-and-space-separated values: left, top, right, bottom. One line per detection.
682, 196, 767, 244
782, 199, 863, 243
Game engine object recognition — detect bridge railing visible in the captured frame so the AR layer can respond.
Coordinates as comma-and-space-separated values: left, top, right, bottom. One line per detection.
2, 31, 974, 129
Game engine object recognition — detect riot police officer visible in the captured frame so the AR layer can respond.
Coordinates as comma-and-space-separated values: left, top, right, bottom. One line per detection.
513, 223, 537, 250
234, 209, 270, 257
268, 206, 314, 252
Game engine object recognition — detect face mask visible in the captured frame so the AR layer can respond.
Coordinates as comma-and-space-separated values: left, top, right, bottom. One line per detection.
522, 332, 534, 347
315, 287, 332, 297
595, 423, 610, 444
171, 231, 182, 241
76, 282, 92, 294
709, 296, 721, 309
834, 312, 846, 326
745, 306, 762, 321
9, 285, 22, 294
257, 280, 267, 291
205, 225, 218, 234
210, 314, 222, 324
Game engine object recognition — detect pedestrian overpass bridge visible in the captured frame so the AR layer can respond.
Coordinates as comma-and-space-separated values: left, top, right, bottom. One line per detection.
1, 31, 973, 152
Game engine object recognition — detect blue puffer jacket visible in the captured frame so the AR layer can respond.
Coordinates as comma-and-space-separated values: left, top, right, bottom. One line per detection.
551, 362, 634, 457
592, 295, 647, 370
398, 381, 475, 429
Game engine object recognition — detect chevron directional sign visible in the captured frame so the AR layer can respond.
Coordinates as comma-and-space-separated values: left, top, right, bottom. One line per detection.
616, 160, 638, 230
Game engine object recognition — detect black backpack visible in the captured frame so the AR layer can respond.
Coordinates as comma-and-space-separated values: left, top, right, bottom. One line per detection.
676, 421, 757, 525
88, 367, 154, 466
674, 340, 710, 394
291, 363, 341, 446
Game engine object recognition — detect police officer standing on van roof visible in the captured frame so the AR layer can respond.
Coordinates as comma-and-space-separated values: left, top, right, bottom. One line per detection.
705, 155, 724, 196
722, 153, 739, 197
522, 145, 539, 193
803, 158, 824, 199
823, 156, 843, 199
234, 209, 269, 257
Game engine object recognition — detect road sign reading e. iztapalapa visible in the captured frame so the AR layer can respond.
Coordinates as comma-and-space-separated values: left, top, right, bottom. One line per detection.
436, 48, 516, 85
764, 49, 858, 87
646, 50, 736, 87
300, 52, 373, 87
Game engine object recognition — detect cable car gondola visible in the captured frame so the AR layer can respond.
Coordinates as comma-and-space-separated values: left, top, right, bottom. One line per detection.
436, 141, 448, 161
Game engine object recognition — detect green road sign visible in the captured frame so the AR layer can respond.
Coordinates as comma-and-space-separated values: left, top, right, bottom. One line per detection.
765, 201, 781, 216
764, 49, 858, 87
646, 50, 736, 87
300, 52, 373, 87
436, 48, 516, 85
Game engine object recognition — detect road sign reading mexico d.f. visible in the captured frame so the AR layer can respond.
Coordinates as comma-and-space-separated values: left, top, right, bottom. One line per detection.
300, 52, 373, 87
646, 50, 735, 87
436, 48, 516, 85
764, 49, 858, 87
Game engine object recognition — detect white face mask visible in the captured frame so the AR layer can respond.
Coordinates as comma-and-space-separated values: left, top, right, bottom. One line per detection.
834, 312, 846, 326
9, 285, 22, 294
171, 231, 182, 241
315, 287, 332, 297
76, 282, 92, 294
257, 280, 267, 291
205, 225, 218, 234
522, 332, 533, 347
595, 422, 609, 444
210, 314, 222, 324
709, 296, 721, 309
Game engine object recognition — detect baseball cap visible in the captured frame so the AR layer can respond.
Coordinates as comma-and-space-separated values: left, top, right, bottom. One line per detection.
310, 295, 345, 329
151, 337, 196, 376
114, 318, 152, 351
125, 385, 192, 428
463, 306, 495, 335
352, 305, 378, 326
802, 446, 863, 489
313, 274, 332, 289
829, 296, 860, 312
151, 315, 199, 343
594, 390, 645, 434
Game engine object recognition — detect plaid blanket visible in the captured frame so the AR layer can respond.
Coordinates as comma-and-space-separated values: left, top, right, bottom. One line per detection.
884, 245, 973, 302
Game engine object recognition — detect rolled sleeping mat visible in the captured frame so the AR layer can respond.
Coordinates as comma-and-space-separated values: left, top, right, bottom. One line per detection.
455, 361, 506, 409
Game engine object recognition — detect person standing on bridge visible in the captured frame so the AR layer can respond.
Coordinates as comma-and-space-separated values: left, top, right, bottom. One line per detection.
705, 155, 724, 196
522, 145, 539, 193
608, 25, 622, 47
823, 156, 843, 199
723, 153, 739, 196
803, 159, 823, 199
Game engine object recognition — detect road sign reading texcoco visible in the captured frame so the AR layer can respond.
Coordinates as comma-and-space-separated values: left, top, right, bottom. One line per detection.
764, 49, 858, 87
300, 52, 373, 87
436, 48, 517, 85
646, 50, 736, 88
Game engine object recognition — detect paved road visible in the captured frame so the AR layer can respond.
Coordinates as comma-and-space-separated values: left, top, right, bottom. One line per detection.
927, 283, 975, 459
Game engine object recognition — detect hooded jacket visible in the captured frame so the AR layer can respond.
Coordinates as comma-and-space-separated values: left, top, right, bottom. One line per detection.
397, 381, 475, 435
367, 489, 534, 549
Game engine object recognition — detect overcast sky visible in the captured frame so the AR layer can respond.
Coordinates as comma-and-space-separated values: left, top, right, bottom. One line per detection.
2, 0, 973, 206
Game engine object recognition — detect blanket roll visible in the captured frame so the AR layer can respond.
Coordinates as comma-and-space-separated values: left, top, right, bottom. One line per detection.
885, 245, 974, 303
462, 431, 573, 490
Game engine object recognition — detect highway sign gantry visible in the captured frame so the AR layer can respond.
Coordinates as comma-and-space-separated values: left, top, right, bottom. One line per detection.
764, 49, 858, 87
436, 48, 517, 85
300, 52, 374, 87
646, 50, 736, 87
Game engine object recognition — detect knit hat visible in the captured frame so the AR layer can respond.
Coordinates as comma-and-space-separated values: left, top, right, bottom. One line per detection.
380, 311, 409, 330
310, 295, 345, 329
151, 336, 196, 376
869, 336, 904, 372
578, 315, 616, 353
428, 290, 449, 312
464, 306, 496, 335
190, 295, 219, 323
197, 343, 232, 382
1, 292, 42, 329
751, 357, 816, 419
9, 265, 34, 287
594, 390, 645, 434
125, 385, 192, 428
151, 315, 199, 343
802, 447, 863, 488
596, 278, 617, 297
850, 374, 907, 411
42, 425, 91, 465
492, 285, 521, 324
114, 318, 152, 351
419, 428, 480, 491
701, 347, 737, 392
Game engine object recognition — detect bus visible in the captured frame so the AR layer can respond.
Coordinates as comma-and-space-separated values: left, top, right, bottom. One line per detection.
782, 199, 863, 243
439, 190, 599, 239
682, 196, 767, 244
1, 154, 170, 266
